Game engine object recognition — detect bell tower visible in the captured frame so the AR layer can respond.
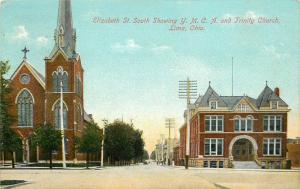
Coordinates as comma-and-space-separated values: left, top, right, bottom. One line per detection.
44, 0, 84, 161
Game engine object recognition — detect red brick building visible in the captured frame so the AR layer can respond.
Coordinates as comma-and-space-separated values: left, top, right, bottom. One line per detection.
6, 0, 92, 163
178, 83, 290, 168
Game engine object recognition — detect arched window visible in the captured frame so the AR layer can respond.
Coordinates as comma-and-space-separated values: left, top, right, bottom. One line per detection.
234, 115, 253, 132
62, 72, 68, 91
52, 69, 68, 92
52, 72, 59, 92
53, 100, 68, 129
17, 90, 33, 127
76, 75, 82, 96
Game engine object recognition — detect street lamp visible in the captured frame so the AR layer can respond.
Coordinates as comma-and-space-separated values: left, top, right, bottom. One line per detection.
178, 78, 197, 169
57, 67, 66, 169
101, 119, 108, 167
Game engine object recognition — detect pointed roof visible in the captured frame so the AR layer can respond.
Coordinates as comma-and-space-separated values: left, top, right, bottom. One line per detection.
49, 0, 77, 59
256, 85, 288, 108
197, 85, 227, 107
10, 59, 45, 88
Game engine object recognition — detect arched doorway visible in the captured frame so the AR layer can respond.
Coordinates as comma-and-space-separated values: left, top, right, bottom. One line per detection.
229, 135, 258, 161
232, 139, 253, 161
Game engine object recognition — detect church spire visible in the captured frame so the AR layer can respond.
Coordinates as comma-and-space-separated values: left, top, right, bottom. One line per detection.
49, 0, 77, 59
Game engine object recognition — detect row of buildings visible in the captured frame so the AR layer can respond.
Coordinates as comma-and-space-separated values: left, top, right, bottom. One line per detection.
174, 83, 292, 169
1, 0, 93, 163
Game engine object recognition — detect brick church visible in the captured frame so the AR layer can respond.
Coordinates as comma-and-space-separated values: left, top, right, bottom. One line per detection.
178, 83, 290, 169
7, 0, 92, 163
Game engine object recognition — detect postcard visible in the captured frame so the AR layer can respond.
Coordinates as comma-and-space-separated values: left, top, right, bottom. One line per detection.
0, 0, 299, 189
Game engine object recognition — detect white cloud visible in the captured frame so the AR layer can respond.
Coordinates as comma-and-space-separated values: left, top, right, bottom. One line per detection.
245, 11, 259, 19
111, 39, 141, 53
168, 55, 216, 80
151, 45, 172, 54
223, 11, 262, 19
263, 45, 289, 60
36, 36, 48, 46
13, 25, 28, 40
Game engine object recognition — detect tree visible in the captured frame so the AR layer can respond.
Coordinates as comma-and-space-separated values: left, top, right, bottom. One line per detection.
104, 121, 145, 164
76, 122, 102, 168
142, 150, 149, 161
133, 129, 144, 162
0, 60, 22, 168
32, 123, 61, 169
150, 151, 156, 160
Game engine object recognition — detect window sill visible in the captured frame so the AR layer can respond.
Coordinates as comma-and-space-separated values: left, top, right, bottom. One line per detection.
17, 126, 33, 128
204, 131, 224, 133
263, 131, 283, 133
262, 154, 282, 157
204, 155, 224, 157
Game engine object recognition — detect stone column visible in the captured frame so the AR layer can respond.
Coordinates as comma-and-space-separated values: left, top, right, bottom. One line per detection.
36, 145, 39, 163
26, 139, 30, 163
22, 139, 26, 163
2, 151, 4, 165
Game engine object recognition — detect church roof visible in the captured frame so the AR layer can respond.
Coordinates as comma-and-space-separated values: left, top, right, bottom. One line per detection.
48, 0, 77, 59
10, 59, 45, 88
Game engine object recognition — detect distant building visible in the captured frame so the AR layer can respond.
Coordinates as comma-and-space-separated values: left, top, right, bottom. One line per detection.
178, 83, 290, 168
155, 138, 179, 164
287, 137, 300, 168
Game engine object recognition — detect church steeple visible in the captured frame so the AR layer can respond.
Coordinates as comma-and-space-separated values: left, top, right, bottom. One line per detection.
49, 0, 77, 59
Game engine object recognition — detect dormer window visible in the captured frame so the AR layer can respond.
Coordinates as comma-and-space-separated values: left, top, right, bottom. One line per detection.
210, 101, 217, 110
271, 101, 278, 109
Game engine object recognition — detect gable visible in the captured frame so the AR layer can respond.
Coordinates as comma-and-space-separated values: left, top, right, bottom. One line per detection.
10, 60, 45, 89
233, 97, 256, 112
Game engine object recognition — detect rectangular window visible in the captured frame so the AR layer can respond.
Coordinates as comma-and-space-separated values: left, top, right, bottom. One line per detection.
271, 101, 278, 109
219, 161, 224, 168
205, 116, 224, 132
247, 120, 252, 131
204, 139, 210, 155
234, 120, 239, 131
210, 161, 217, 168
263, 138, 281, 156
203, 161, 208, 167
241, 119, 246, 131
204, 138, 223, 156
264, 115, 282, 132
210, 101, 217, 109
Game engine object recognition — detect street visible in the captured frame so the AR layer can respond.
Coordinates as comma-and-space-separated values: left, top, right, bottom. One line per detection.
0, 163, 299, 189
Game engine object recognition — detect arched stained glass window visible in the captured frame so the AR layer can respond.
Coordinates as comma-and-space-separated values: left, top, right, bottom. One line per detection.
52, 69, 68, 92
53, 72, 59, 92
17, 90, 33, 127
62, 73, 68, 91
53, 101, 68, 129
76, 75, 82, 96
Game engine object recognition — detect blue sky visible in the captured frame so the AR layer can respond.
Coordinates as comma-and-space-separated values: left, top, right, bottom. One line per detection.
1, 0, 300, 152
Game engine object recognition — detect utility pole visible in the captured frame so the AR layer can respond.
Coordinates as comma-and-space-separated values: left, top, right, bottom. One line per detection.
160, 134, 165, 164
101, 119, 108, 167
179, 78, 197, 169
58, 67, 66, 169
165, 118, 175, 165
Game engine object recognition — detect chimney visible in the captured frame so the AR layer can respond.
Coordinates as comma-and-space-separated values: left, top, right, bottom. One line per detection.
274, 87, 280, 96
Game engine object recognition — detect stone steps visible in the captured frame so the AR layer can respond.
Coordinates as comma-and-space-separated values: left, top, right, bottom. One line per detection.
233, 161, 261, 169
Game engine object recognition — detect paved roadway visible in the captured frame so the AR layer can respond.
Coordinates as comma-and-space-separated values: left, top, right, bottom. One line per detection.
0, 163, 299, 189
